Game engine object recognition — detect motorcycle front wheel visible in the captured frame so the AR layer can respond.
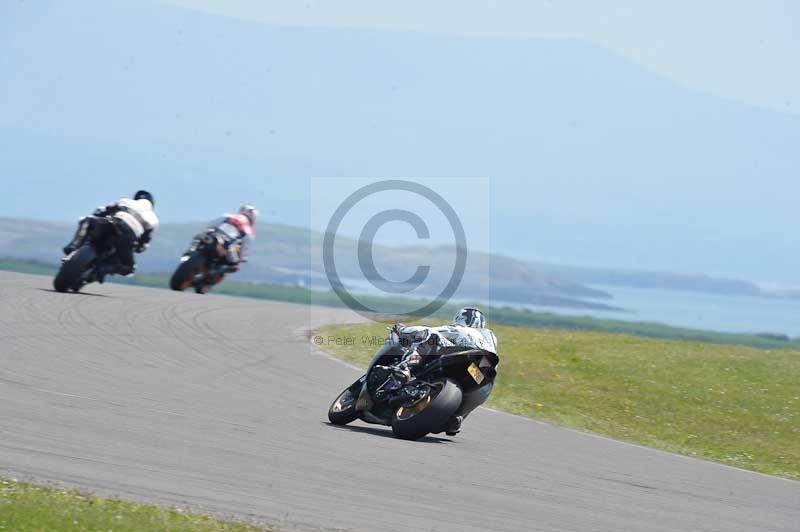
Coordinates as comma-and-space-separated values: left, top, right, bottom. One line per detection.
328, 386, 359, 425
391, 378, 462, 441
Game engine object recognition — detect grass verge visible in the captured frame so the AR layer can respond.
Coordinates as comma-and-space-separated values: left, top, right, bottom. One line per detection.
0, 477, 273, 531
317, 322, 800, 480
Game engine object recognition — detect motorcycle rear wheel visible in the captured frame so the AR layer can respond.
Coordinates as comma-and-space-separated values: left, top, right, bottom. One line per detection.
170, 255, 207, 291
53, 246, 96, 293
391, 378, 462, 441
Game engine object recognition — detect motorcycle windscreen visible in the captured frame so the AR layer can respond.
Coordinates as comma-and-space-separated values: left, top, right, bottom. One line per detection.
366, 342, 405, 372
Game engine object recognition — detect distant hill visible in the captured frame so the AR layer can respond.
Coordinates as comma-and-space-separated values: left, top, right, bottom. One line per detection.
2, 217, 783, 312
0, 217, 619, 311
528, 263, 765, 297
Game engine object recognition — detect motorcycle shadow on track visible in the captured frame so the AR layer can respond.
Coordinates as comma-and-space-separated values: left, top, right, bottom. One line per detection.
37, 288, 111, 298
322, 422, 454, 444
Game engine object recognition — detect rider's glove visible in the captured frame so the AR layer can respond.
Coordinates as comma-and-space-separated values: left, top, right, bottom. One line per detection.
391, 323, 407, 335
388, 323, 406, 345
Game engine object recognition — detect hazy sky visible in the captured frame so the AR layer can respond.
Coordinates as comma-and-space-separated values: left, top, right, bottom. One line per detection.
2, 1, 798, 284
168, 0, 800, 114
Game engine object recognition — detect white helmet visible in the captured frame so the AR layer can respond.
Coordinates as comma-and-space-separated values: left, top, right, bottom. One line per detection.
238, 204, 259, 225
452, 307, 486, 329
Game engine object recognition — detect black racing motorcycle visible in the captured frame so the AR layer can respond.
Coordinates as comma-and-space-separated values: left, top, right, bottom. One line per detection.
169, 230, 235, 294
328, 336, 499, 440
54, 216, 127, 293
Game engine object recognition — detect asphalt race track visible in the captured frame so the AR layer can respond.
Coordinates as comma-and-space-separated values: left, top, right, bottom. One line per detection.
1, 271, 798, 531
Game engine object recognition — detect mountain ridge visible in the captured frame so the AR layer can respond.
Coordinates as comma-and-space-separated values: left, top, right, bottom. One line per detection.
1, 217, 784, 311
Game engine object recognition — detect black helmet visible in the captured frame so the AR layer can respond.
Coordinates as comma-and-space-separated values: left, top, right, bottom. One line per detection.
134, 190, 154, 206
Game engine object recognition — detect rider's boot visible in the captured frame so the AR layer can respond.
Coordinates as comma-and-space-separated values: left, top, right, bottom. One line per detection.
96, 266, 109, 284
445, 415, 463, 436
96, 263, 133, 284
63, 217, 91, 255
116, 263, 134, 276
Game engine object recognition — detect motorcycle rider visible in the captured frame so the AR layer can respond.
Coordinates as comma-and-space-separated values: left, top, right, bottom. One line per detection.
390, 307, 498, 436
62, 190, 159, 281
184, 205, 257, 293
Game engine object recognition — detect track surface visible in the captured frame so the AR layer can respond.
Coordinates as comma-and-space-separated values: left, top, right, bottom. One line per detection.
0, 272, 798, 531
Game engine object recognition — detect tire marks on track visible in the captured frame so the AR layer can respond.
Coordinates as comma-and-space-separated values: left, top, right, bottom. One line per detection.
1, 271, 798, 532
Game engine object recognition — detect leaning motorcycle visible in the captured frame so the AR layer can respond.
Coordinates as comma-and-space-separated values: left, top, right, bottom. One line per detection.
54, 216, 126, 293
328, 334, 499, 440
169, 230, 234, 293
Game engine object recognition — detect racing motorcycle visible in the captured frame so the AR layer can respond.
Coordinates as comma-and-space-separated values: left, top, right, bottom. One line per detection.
53, 216, 127, 293
327, 331, 499, 440
169, 230, 236, 293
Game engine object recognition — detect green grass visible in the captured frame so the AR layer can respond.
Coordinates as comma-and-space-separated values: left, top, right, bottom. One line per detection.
2, 257, 799, 351
0, 258, 57, 276
318, 322, 800, 480
0, 477, 273, 531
